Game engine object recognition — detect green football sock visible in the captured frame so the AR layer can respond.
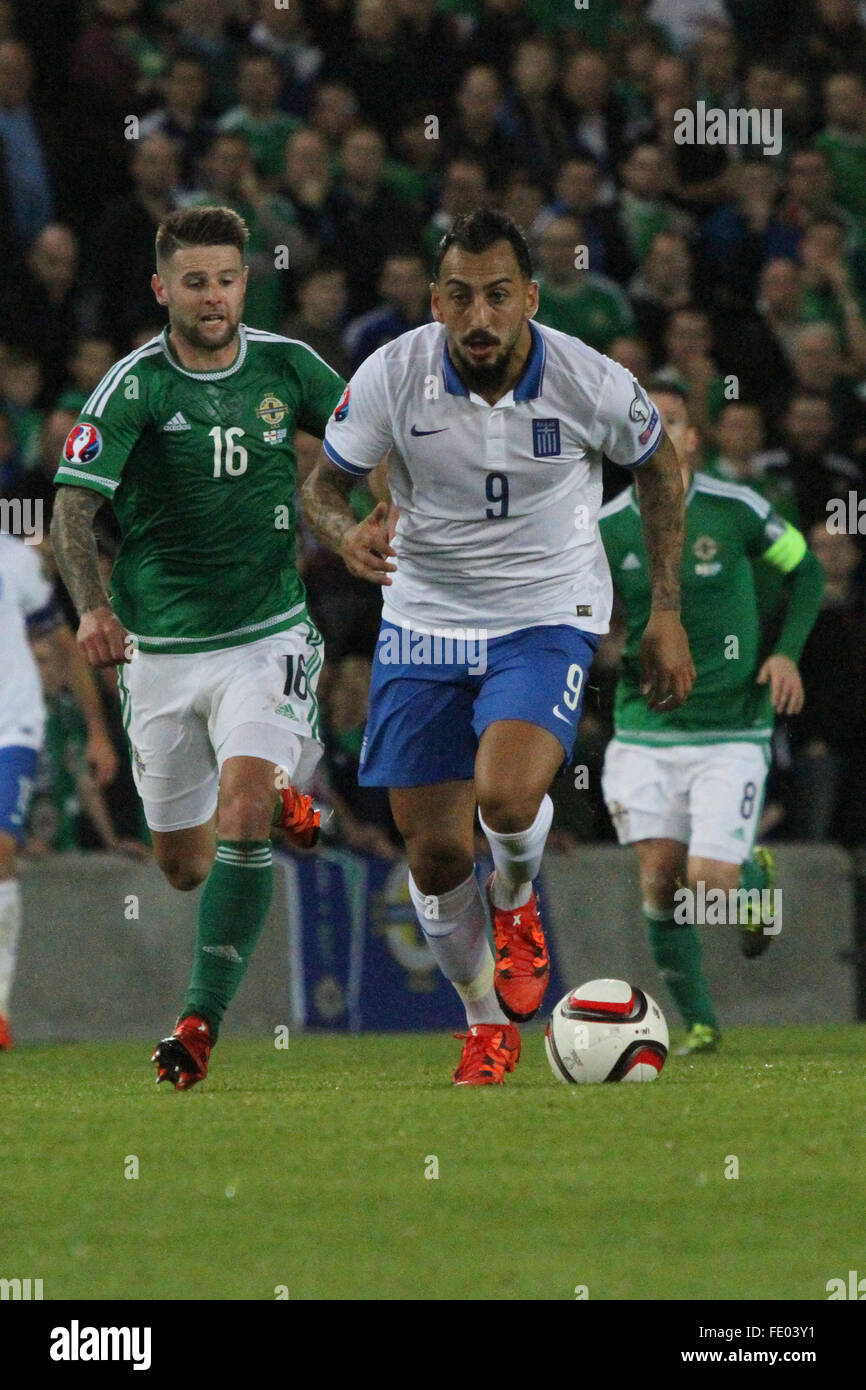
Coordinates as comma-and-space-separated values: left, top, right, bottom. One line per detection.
739, 853, 768, 894
645, 908, 718, 1031
181, 840, 273, 1040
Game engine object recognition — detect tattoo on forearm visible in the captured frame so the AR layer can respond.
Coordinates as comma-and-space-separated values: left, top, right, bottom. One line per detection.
51, 487, 110, 616
301, 460, 358, 554
634, 440, 684, 610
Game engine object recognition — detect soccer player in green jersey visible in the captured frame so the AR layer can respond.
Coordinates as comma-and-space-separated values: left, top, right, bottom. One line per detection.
50, 207, 347, 1089
599, 383, 824, 1055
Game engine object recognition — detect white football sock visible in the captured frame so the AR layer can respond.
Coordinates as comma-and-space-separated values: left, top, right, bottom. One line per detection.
479, 794, 554, 910
0, 878, 22, 1016
409, 870, 508, 1026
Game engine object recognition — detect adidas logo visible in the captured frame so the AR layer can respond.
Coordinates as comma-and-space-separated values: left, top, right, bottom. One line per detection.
621, 552, 641, 570
162, 412, 190, 432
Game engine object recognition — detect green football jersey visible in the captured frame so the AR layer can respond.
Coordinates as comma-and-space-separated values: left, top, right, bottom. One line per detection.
599, 471, 810, 746
54, 325, 346, 654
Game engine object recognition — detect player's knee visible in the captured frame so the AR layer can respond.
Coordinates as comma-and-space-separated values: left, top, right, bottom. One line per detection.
161, 856, 212, 891
639, 858, 681, 910
477, 789, 541, 835
406, 838, 473, 896
687, 860, 740, 896
217, 789, 275, 843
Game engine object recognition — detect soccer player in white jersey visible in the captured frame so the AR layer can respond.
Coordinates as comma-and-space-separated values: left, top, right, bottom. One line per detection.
0, 533, 117, 1047
303, 209, 696, 1083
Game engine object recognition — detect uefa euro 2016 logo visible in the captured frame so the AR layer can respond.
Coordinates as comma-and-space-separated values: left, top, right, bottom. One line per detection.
63, 423, 102, 465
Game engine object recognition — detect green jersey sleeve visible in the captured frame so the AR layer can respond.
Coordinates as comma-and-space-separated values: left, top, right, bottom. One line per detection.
740, 490, 808, 573
53, 354, 151, 500
289, 341, 347, 439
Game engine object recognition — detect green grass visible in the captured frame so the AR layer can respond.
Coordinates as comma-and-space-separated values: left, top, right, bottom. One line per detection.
2, 1026, 865, 1301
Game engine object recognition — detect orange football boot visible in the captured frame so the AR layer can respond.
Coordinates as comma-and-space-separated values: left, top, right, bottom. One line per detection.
487, 874, 550, 1022
452, 1022, 521, 1085
152, 1014, 213, 1091
274, 786, 320, 849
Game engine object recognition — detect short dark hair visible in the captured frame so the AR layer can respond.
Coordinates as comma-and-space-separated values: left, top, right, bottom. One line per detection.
433, 208, 533, 280
155, 206, 249, 265
645, 377, 688, 401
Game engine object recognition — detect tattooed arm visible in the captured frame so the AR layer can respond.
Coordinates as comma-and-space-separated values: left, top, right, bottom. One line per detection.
301, 451, 396, 586
633, 432, 696, 709
51, 486, 130, 667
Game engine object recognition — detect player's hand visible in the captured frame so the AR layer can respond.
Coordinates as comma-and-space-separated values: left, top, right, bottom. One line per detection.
77, 605, 131, 668
85, 726, 119, 787
757, 654, 803, 715
640, 610, 696, 710
339, 502, 397, 585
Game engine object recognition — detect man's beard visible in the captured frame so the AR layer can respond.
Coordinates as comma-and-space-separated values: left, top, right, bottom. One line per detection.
175, 312, 239, 353
451, 335, 520, 393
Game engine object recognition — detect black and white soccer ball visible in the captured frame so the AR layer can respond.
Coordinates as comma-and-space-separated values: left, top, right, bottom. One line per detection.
545, 978, 669, 1083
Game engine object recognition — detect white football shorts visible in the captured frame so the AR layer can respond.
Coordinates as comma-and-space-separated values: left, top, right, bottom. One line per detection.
117, 622, 324, 832
601, 738, 770, 864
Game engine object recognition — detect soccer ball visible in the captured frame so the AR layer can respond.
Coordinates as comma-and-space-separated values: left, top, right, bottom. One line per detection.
545, 978, 668, 1084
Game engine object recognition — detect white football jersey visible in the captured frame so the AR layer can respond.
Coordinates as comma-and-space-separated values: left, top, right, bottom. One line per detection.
0, 535, 55, 749
323, 320, 662, 635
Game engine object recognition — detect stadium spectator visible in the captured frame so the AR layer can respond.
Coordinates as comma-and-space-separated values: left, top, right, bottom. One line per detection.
217, 49, 302, 187
0, 39, 56, 250
307, 81, 360, 163
797, 216, 866, 370
540, 155, 633, 283
755, 391, 864, 531
786, 0, 866, 90
615, 35, 664, 143
500, 173, 546, 246
783, 322, 866, 459
501, 36, 571, 193
183, 131, 313, 330
693, 21, 741, 108
282, 265, 352, 380
607, 334, 653, 381
70, 0, 166, 207
246, 0, 323, 118
160, 0, 241, 112
0, 350, 42, 475
278, 129, 336, 245
790, 522, 866, 844
55, 338, 116, 416
0, 406, 21, 494
461, 0, 538, 78
422, 159, 489, 269
778, 147, 862, 245
440, 65, 527, 193
628, 230, 696, 363
814, 72, 866, 236
344, 252, 432, 370
704, 400, 770, 487
534, 215, 635, 351
756, 258, 809, 367
322, 0, 410, 142
646, 0, 729, 51
324, 126, 423, 315
138, 52, 214, 190
701, 163, 800, 304
388, 108, 444, 211
85, 135, 180, 349
560, 51, 629, 200
3, 225, 80, 407
651, 54, 730, 211
394, 0, 462, 112
655, 306, 726, 439
615, 141, 694, 268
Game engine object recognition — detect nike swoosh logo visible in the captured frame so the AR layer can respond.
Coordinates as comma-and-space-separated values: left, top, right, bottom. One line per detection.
552, 705, 571, 724
410, 425, 449, 436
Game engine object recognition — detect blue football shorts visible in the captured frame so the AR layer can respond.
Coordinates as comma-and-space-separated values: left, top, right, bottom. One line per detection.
358, 620, 598, 787
0, 745, 39, 844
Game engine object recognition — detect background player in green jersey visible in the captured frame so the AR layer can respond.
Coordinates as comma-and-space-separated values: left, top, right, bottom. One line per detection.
599, 383, 824, 1055
50, 207, 346, 1089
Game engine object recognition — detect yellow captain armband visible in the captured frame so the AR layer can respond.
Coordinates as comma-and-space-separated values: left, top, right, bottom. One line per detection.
761, 521, 807, 574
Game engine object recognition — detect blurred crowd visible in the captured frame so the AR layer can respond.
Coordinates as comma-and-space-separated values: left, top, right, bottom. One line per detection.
1, 0, 865, 856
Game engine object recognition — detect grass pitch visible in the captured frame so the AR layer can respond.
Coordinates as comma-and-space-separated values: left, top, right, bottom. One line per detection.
2, 1026, 864, 1301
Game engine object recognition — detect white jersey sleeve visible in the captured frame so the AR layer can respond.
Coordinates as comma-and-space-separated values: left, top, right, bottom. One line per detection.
17, 543, 55, 621
592, 360, 662, 469
322, 349, 394, 476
